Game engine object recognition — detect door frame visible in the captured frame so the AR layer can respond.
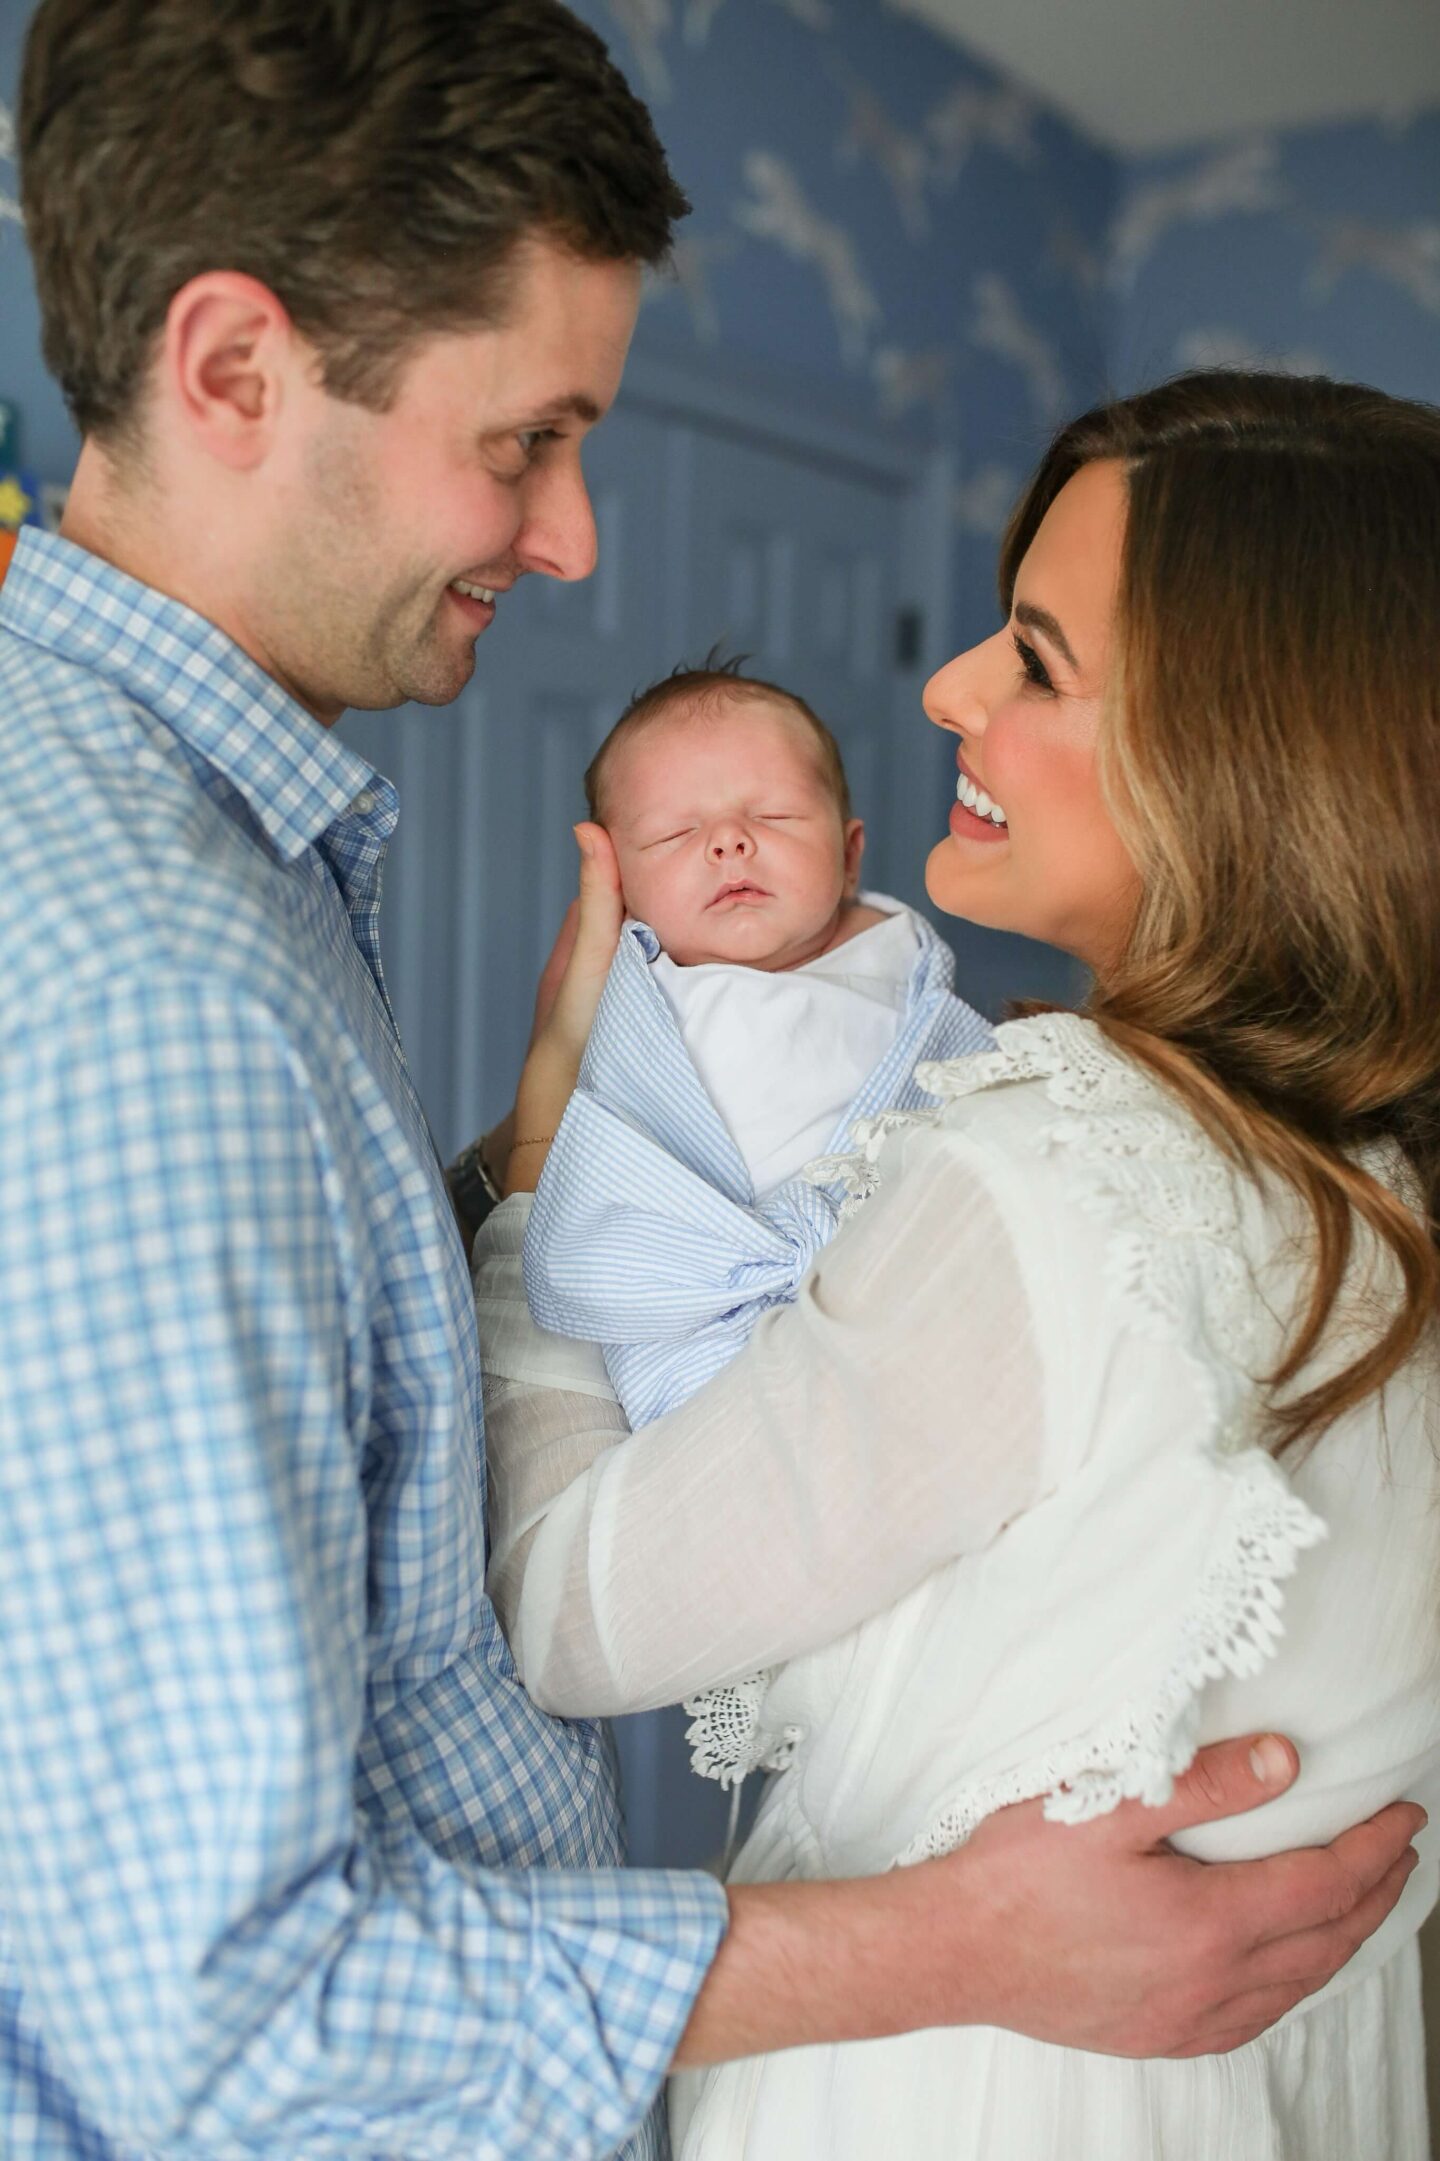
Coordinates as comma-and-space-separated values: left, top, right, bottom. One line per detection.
616, 343, 957, 689
586, 346, 960, 1868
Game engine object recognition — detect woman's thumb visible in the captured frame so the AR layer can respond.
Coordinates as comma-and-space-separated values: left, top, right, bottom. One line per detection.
548, 821, 623, 1008
574, 820, 621, 888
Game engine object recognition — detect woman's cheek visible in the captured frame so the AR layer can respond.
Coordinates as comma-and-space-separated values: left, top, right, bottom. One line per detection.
990, 706, 1102, 845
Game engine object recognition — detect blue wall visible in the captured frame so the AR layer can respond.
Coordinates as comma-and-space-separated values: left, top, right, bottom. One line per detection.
0, 6, 71, 486
8, 3, 1439, 649
1112, 115, 1440, 404
570, 0, 1115, 659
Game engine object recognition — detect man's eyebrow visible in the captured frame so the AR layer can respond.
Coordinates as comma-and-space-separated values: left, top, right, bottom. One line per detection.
1013, 601, 1077, 671
494, 392, 604, 428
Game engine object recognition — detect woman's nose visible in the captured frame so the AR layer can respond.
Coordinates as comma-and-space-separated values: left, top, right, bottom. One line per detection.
923, 632, 1005, 737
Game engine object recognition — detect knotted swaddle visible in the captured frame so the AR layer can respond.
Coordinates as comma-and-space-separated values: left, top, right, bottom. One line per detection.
523, 900, 994, 1426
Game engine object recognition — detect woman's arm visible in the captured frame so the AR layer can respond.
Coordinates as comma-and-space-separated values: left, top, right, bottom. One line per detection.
448, 824, 624, 1248
470, 835, 1429, 2073
482, 1121, 1045, 1715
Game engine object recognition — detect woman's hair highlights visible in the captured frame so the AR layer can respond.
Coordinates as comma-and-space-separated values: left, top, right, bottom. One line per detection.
1001, 371, 1440, 1455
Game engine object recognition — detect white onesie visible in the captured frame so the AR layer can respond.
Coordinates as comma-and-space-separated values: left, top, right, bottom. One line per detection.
649, 906, 920, 1197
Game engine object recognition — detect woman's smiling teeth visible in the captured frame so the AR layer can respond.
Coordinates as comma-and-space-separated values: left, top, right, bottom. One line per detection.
957, 772, 1008, 826
451, 579, 496, 603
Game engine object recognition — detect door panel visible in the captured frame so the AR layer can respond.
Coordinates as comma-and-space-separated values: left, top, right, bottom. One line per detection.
678, 426, 908, 910
341, 390, 935, 1870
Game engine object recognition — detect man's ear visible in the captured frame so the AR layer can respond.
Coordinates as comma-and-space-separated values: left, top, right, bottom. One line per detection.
842, 816, 865, 895
160, 271, 297, 472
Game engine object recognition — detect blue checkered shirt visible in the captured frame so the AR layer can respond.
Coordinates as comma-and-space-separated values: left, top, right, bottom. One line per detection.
0, 530, 726, 2161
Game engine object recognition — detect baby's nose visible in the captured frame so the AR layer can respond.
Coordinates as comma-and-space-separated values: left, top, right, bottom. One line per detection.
707, 825, 753, 859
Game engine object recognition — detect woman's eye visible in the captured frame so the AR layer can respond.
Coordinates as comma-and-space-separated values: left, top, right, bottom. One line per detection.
1012, 631, 1053, 692
516, 427, 559, 461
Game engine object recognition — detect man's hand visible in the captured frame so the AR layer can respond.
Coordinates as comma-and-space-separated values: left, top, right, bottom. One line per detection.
675, 1734, 1425, 2068
948, 1733, 1424, 2056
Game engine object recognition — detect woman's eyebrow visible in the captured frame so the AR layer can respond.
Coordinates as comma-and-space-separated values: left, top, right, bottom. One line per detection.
1013, 601, 1077, 670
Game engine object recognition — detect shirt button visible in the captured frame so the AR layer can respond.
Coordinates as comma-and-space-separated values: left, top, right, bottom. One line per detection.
351, 789, 376, 816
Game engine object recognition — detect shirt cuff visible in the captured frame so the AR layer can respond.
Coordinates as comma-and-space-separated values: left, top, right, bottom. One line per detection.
525, 1865, 729, 2132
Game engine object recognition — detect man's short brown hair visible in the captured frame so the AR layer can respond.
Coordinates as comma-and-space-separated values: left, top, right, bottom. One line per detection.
20, 0, 689, 445
584, 657, 853, 825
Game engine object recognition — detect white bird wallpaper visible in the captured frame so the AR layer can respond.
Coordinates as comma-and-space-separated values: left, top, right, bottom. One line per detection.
574, 0, 1439, 575
2, 0, 1438, 601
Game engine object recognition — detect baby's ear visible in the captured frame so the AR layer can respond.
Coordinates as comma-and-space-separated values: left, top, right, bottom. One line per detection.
842, 816, 866, 893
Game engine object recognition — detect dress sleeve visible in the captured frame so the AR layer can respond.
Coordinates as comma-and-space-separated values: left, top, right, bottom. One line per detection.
475, 1123, 1047, 1718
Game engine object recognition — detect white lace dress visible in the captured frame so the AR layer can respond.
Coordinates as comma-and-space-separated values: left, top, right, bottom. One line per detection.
473, 1016, 1440, 2160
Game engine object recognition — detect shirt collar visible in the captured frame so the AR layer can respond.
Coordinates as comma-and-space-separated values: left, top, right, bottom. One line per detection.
0, 527, 385, 860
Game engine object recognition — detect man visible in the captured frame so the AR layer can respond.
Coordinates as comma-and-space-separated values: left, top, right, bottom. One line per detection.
0, 3, 1420, 2156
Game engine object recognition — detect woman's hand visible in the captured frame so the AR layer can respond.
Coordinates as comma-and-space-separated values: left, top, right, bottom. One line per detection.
503, 822, 623, 1195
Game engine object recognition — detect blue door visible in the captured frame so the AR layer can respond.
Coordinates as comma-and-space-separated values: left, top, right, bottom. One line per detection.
340, 375, 1055, 1868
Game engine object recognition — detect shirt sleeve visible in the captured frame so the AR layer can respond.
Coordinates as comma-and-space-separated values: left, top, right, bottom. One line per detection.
475, 1124, 1047, 1718
0, 975, 724, 2160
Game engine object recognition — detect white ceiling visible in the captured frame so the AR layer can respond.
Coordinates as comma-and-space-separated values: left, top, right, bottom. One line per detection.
886, 0, 1440, 154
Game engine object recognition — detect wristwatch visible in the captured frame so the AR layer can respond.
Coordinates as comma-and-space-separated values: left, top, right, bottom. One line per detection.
446, 1133, 503, 1246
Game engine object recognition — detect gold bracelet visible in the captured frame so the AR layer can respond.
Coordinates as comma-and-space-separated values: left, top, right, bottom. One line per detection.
509, 1134, 556, 1151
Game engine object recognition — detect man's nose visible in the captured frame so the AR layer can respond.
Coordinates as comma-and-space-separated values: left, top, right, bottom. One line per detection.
514, 455, 599, 584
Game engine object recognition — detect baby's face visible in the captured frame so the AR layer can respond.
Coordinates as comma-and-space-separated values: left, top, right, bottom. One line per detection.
602, 698, 864, 969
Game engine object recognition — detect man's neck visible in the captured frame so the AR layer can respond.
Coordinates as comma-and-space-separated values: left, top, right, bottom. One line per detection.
60, 443, 337, 726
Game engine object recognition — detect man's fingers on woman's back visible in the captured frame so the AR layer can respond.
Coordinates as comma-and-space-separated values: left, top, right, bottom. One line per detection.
1181, 1846, 1422, 2056
1239, 1846, 1420, 1994
1213, 1803, 1425, 1952
1169, 1843, 1418, 2061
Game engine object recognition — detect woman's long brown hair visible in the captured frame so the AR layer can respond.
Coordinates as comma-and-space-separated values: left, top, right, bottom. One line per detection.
1000, 371, 1440, 1455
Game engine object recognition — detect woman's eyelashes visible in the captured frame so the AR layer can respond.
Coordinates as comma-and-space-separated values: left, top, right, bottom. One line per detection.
1012, 630, 1054, 693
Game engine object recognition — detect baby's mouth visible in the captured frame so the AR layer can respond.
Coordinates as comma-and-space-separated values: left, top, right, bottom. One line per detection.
707, 880, 771, 907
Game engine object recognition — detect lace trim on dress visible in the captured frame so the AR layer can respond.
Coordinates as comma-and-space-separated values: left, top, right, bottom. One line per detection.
893, 1451, 1325, 1863
684, 1673, 801, 1791
685, 1014, 1329, 1825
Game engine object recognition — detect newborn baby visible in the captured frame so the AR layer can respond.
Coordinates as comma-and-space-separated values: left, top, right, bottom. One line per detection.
511, 661, 994, 1428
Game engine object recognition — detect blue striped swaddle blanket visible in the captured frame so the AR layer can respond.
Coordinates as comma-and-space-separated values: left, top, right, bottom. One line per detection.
523, 902, 995, 1428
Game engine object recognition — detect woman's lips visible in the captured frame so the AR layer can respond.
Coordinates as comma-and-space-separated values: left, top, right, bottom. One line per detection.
951, 748, 1009, 844
948, 797, 1009, 845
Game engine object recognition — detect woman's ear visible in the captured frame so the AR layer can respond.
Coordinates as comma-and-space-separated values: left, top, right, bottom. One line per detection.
842, 816, 866, 896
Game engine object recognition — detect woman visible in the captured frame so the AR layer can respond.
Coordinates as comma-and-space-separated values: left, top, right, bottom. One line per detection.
475, 371, 1440, 2157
